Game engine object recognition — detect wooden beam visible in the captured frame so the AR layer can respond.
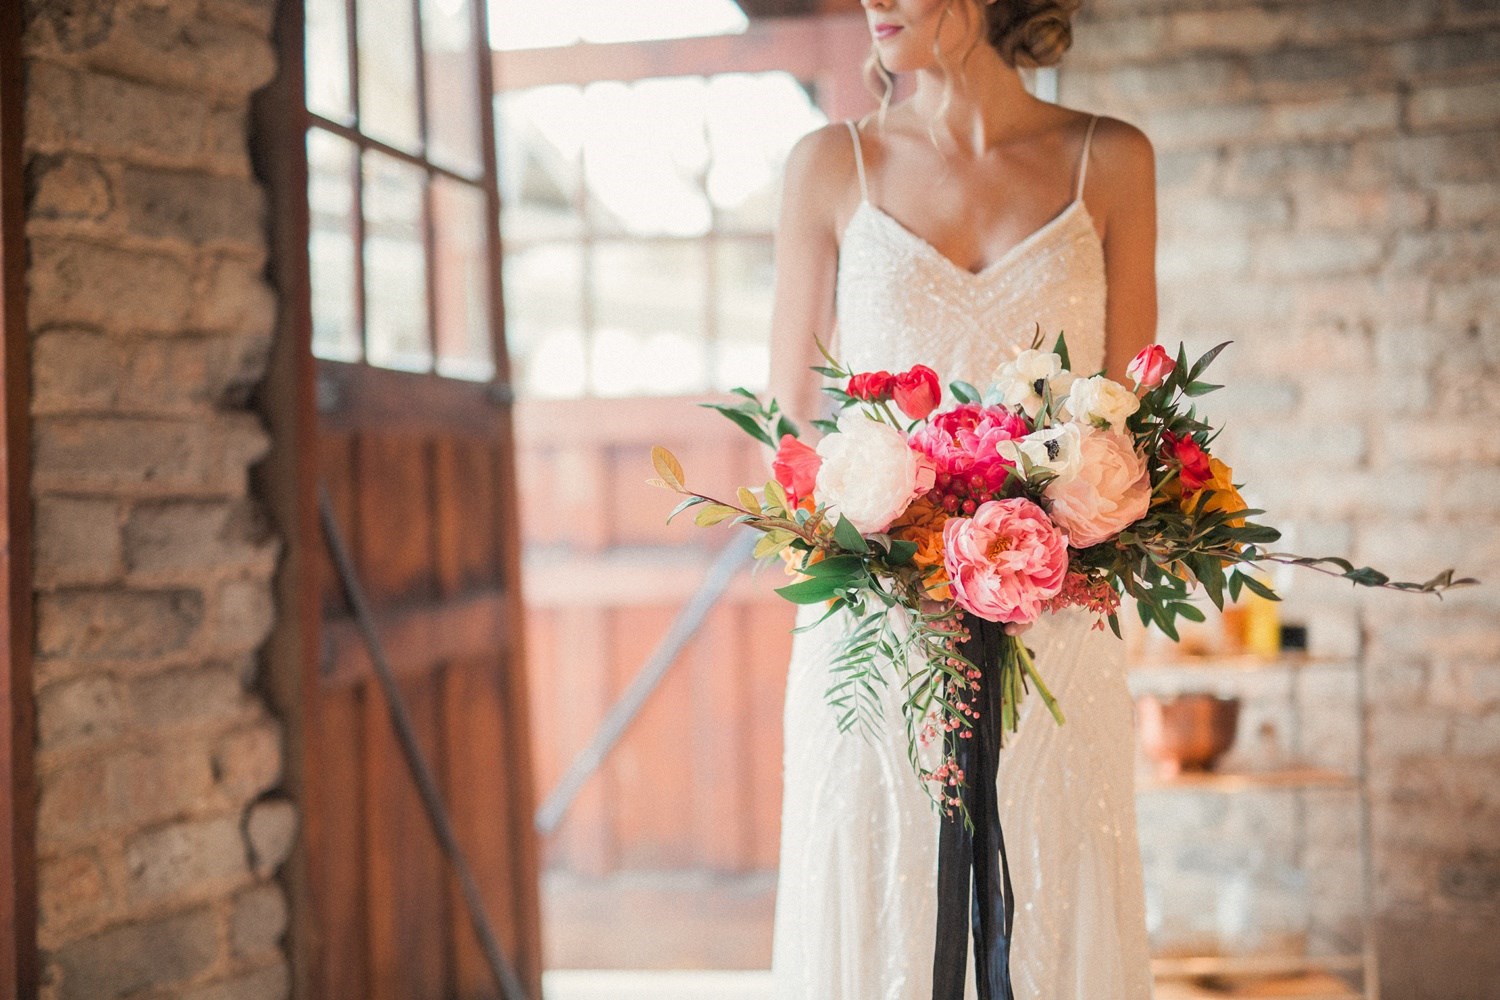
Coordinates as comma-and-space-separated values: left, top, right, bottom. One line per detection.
494, 12, 867, 90
0, 0, 37, 991
321, 589, 515, 688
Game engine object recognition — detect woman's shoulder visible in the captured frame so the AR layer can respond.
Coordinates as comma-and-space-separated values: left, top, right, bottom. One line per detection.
781, 120, 864, 217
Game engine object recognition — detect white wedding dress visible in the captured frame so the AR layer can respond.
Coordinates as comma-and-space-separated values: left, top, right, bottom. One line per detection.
771, 116, 1155, 1000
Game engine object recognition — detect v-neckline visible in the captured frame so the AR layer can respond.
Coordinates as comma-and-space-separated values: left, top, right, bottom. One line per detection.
853, 197, 1095, 280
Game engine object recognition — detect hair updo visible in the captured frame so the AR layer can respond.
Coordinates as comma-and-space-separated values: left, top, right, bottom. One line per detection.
984, 0, 1081, 69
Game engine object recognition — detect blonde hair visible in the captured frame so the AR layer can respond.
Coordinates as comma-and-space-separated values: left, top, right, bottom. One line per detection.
861, 0, 1080, 139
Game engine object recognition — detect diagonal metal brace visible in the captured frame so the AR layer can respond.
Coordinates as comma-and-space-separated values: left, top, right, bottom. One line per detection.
318, 485, 531, 1000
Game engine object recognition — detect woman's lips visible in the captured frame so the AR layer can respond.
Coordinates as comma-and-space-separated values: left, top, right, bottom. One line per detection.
873, 23, 902, 40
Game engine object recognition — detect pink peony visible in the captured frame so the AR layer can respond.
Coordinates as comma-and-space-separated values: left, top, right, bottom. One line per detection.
772, 434, 821, 508
909, 404, 1031, 496
1045, 428, 1151, 548
941, 498, 1069, 625
1126, 344, 1175, 389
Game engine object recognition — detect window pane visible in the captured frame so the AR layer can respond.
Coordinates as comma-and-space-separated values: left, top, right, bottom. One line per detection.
432, 177, 494, 381
503, 244, 584, 399
706, 73, 827, 232
357, 0, 421, 152
308, 129, 360, 362
713, 239, 772, 392
421, 0, 483, 173
581, 79, 710, 238
305, 0, 351, 121
363, 152, 431, 372
591, 241, 706, 397
497, 86, 585, 243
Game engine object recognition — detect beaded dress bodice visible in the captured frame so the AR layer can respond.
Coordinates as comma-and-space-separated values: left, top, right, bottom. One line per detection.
770, 116, 1156, 1000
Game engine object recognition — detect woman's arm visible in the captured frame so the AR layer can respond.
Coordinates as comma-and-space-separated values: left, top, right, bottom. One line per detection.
765, 124, 851, 435
1090, 118, 1158, 383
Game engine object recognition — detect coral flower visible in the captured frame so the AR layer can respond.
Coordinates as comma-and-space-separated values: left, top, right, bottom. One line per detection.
772, 433, 821, 509
941, 498, 1068, 625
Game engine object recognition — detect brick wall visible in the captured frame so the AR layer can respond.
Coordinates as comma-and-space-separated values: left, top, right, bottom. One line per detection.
21, 0, 290, 997
1062, 2, 1500, 997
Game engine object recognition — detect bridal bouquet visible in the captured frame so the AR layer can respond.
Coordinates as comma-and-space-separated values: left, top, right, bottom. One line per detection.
651, 332, 1474, 817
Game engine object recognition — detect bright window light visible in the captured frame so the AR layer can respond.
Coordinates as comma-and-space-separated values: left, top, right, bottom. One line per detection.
490, 0, 749, 51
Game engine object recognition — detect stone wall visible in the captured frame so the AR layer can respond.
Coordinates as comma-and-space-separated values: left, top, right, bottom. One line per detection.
21, 0, 290, 997
1061, 1, 1500, 997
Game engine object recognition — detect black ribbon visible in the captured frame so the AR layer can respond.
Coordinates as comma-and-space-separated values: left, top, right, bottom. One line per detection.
932, 616, 1016, 1000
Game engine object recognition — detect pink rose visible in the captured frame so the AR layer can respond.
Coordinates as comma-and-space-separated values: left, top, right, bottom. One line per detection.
941, 498, 1069, 625
1045, 429, 1151, 548
772, 434, 821, 508
1126, 344, 1175, 389
893, 365, 942, 420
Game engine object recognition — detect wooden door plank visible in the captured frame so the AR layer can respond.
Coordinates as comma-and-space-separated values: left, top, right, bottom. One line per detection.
442, 654, 515, 999
551, 604, 615, 875
356, 433, 438, 606
364, 674, 450, 1000
434, 437, 500, 597
315, 687, 370, 1000
322, 588, 512, 687
692, 603, 750, 871
608, 605, 695, 869
746, 600, 794, 870
318, 431, 357, 615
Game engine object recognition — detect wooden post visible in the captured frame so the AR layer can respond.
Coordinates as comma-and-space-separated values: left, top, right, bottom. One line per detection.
0, 0, 38, 992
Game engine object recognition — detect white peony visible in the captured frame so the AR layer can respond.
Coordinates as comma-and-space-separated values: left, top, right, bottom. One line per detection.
1064, 374, 1140, 432
996, 422, 1083, 485
1044, 428, 1151, 547
992, 349, 1069, 418
815, 413, 935, 534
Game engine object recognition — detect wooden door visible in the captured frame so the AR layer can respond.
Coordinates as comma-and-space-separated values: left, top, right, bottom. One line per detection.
257, 0, 542, 996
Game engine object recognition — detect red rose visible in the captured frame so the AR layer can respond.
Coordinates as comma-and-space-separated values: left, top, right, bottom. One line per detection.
1162, 430, 1212, 492
1126, 344, 1175, 389
772, 433, 821, 508
893, 364, 941, 420
847, 370, 896, 402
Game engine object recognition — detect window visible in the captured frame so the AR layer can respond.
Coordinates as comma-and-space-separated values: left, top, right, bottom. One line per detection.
304, 0, 499, 381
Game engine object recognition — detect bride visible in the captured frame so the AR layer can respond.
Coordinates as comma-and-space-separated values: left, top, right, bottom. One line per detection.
766, 1, 1158, 997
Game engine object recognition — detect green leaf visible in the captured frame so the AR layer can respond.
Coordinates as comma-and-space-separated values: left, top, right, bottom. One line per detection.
736, 486, 762, 515
1183, 380, 1223, 397
774, 415, 799, 441
950, 380, 980, 404
764, 478, 790, 513
811, 418, 839, 434
1239, 573, 1281, 601
887, 538, 918, 565
1052, 332, 1071, 372
803, 553, 867, 581
811, 365, 844, 379
1187, 341, 1232, 383
666, 495, 706, 524
833, 514, 868, 553
728, 386, 760, 401
705, 405, 774, 447
775, 576, 844, 604
753, 531, 795, 560
694, 504, 739, 527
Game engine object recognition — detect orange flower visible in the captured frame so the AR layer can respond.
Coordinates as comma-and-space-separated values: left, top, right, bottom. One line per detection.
890, 497, 954, 601
1189, 457, 1247, 529
779, 545, 825, 582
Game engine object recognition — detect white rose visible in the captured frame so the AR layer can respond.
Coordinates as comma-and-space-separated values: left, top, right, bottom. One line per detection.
815, 414, 933, 534
1064, 374, 1140, 432
996, 422, 1083, 485
992, 349, 1066, 418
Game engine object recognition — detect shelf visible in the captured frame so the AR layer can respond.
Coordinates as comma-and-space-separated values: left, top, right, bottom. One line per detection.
1137, 767, 1359, 793
1153, 952, 1365, 979
1155, 974, 1360, 1000
1129, 653, 1354, 674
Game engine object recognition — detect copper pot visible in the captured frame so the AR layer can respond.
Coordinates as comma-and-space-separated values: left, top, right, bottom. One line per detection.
1136, 693, 1241, 777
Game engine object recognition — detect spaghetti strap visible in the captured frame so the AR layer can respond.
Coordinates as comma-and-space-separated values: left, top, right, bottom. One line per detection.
845, 120, 869, 203
1075, 114, 1099, 201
